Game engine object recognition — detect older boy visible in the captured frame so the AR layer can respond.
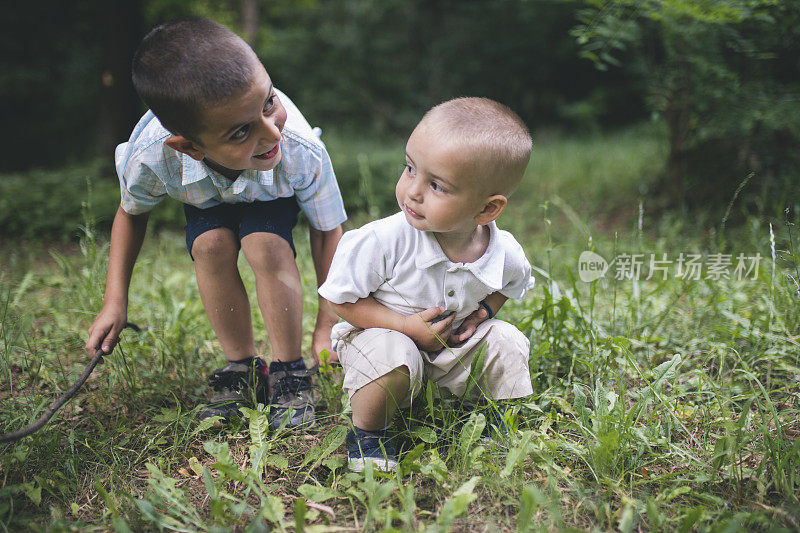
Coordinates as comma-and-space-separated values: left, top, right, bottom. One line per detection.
85, 18, 346, 429
319, 97, 534, 471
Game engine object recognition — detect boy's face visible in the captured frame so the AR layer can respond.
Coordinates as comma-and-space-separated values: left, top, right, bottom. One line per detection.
396, 123, 495, 234
190, 63, 287, 175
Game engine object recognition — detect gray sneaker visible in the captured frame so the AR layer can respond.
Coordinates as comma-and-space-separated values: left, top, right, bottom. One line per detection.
267, 363, 317, 430
199, 358, 269, 421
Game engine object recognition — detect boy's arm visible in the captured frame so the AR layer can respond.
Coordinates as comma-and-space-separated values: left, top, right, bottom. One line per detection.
85, 206, 149, 356
483, 291, 509, 317
447, 291, 508, 344
331, 297, 456, 352
309, 225, 343, 359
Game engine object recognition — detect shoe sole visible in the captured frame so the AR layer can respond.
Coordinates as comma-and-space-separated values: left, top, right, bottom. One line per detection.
268, 407, 316, 431
269, 418, 316, 432
348, 457, 398, 473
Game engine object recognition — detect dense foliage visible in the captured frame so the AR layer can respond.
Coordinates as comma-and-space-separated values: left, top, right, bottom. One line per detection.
4, 0, 796, 211
573, 0, 800, 206
1, 0, 644, 171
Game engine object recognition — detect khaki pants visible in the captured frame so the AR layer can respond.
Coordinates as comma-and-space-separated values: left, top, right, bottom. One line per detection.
337, 319, 533, 405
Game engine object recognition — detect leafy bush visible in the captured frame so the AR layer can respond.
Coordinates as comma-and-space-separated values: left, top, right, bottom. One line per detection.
0, 163, 185, 242
573, 0, 800, 210
323, 131, 405, 221
0, 164, 118, 242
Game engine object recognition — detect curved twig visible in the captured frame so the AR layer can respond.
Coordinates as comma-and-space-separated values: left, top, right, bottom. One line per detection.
0, 350, 104, 443
0, 322, 143, 444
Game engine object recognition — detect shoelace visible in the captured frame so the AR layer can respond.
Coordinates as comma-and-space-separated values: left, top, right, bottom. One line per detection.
352, 429, 397, 455
209, 367, 255, 392
269, 365, 318, 400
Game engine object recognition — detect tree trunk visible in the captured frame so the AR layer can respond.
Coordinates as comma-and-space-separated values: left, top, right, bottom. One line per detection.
662, 59, 691, 206
98, 0, 144, 176
241, 0, 259, 46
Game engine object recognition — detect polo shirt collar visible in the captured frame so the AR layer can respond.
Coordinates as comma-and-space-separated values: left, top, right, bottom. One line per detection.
181, 155, 274, 191
414, 222, 506, 291
179, 152, 206, 185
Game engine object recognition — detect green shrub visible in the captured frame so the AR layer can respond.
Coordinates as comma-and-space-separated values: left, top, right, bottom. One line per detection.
0, 162, 185, 242
573, 0, 800, 210
0, 164, 118, 242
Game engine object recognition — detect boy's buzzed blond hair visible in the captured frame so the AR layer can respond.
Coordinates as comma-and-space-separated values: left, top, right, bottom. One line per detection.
420, 97, 532, 196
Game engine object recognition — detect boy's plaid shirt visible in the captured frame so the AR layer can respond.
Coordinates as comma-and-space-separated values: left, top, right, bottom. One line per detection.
114, 90, 347, 231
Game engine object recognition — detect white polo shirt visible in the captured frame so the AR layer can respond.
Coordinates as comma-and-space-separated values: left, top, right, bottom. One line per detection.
318, 212, 534, 344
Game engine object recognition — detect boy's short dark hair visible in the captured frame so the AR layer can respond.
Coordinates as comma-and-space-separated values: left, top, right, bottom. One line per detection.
132, 17, 259, 141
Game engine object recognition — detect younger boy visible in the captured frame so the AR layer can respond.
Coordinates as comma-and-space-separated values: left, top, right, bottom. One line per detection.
85, 18, 346, 429
318, 97, 534, 472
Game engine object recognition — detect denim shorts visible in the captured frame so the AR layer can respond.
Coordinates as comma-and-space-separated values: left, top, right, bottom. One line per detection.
183, 197, 300, 260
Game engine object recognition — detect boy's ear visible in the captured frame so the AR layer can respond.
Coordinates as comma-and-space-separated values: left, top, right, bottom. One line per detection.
165, 135, 205, 161
475, 194, 508, 225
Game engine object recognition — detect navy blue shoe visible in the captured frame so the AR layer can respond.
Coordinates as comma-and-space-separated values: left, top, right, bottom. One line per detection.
346, 426, 398, 472
482, 407, 511, 442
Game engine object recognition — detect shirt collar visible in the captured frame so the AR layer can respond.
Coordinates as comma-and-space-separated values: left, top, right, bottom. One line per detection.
414, 221, 506, 291
179, 152, 206, 185
180, 155, 273, 190
177, 134, 282, 188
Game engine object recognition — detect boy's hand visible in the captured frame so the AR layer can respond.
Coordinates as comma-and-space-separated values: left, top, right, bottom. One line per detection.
312, 300, 339, 364
85, 304, 127, 356
312, 318, 337, 364
401, 307, 457, 352
448, 306, 490, 344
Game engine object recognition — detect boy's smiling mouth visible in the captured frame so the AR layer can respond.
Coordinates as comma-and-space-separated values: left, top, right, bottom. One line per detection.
254, 144, 279, 160
403, 203, 424, 219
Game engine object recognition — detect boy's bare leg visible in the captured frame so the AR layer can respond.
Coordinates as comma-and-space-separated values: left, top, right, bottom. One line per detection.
192, 228, 257, 361
241, 232, 303, 363
350, 367, 410, 431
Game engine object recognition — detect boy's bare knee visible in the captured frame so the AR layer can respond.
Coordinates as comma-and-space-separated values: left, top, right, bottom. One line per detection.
387, 364, 411, 379
192, 228, 238, 263
368, 365, 411, 398
241, 232, 295, 273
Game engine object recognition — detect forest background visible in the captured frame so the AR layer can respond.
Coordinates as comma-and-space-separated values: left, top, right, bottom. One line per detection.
2, 0, 799, 233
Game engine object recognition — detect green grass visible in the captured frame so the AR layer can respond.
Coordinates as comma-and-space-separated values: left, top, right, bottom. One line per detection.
1, 124, 798, 531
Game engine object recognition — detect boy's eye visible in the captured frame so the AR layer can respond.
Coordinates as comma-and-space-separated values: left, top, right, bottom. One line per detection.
431, 181, 444, 192
263, 94, 276, 113
231, 125, 249, 140
405, 164, 416, 175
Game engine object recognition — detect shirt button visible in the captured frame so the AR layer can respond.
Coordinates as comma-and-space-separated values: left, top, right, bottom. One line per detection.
447, 290, 455, 297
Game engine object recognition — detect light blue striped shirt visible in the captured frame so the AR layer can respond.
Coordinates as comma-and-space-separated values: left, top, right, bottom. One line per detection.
114, 89, 347, 231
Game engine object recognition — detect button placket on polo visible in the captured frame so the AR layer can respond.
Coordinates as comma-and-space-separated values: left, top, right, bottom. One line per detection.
443, 264, 461, 309
219, 181, 239, 202
217, 172, 251, 202
256, 169, 274, 187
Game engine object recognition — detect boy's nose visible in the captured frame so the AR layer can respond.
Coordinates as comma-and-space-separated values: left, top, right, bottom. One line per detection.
258, 116, 282, 143
408, 179, 424, 201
